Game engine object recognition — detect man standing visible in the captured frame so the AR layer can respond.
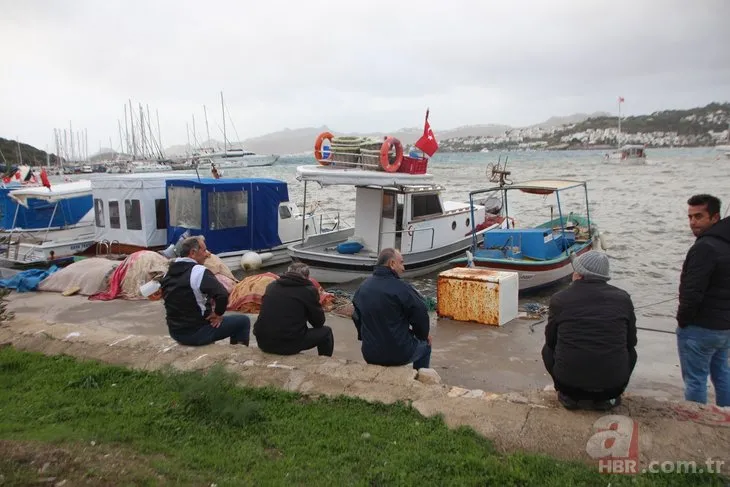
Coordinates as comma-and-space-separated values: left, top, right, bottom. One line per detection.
253, 263, 334, 357
677, 194, 730, 406
161, 236, 250, 346
542, 250, 637, 411
352, 248, 432, 370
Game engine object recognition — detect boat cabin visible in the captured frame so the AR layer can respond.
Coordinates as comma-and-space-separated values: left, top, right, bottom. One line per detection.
90, 173, 199, 253
620, 144, 646, 159
165, 178, 305, 254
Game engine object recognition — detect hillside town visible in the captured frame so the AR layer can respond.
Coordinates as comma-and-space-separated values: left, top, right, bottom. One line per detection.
440, 105, 730, 152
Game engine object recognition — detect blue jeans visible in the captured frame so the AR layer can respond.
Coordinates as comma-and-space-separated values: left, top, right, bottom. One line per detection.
411, 340, 431, 370
677, 325, 730, 406
171, 314, 251, 346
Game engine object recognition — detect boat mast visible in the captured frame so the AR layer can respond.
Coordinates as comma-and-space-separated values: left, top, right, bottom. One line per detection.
617, 97, 622, 148
203, 105, 211, 147
16, 137, 23, 165
221, 91, 227, 155
129, 99, 137, 159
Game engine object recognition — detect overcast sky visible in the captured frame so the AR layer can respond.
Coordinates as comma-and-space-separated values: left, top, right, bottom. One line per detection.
2, 0, 729, 152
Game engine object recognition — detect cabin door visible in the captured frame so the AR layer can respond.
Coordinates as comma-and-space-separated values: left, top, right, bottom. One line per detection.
379, 191, 397, 251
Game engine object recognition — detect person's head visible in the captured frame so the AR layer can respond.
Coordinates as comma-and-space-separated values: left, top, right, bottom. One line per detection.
180, 236, 208, 264
376, 248, 404, 276
571, 250, 610, 282
287, 262, 310, 279
687, 194, 721, 237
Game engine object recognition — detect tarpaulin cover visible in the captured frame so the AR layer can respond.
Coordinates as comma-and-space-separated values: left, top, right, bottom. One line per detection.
0, 266, 59, 292
226, 272, 334, 313
166, 178, 288, 254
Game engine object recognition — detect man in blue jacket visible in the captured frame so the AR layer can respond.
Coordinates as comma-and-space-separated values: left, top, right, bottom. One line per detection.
677, 194, 730, 406
352, 248, 432, 369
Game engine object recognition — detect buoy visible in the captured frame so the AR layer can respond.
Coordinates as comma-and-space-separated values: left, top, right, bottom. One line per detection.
241, 251, 263, 271
379, 136, 403, 172
314, 132, 334, 165
599, 233, 609, 250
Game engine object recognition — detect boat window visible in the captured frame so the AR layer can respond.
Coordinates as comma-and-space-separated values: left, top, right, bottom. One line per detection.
382, 192, 395, 219
108, 201, 120, 229
155, 199, 166, 229
279, 204, 291, 219
208, 190, 248, 230
94, 198, 105, 228
411, 193, 442, 219
168, 186, 202, 229
124, 199, 142, 230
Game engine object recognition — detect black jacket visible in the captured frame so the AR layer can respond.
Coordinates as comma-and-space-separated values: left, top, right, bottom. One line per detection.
161, 258, 229, 334
677, 217, 730, 330
253, 272, 325, 345
544, 279, 637, 391
352, 266, 430, 366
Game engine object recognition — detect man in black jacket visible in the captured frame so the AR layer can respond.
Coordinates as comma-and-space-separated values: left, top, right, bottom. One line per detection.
352, 248, 432, 369
253, 263, 334, 356
161, 236, 250, 346
542, 250, 637, 411
677, 194, 730, 407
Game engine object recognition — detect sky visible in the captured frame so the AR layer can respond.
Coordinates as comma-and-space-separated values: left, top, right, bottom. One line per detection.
1, 0, 729, 153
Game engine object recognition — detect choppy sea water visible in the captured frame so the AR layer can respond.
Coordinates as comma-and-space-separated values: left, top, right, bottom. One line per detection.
84, 148, 730, 330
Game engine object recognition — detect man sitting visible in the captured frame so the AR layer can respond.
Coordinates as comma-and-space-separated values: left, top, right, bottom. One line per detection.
253, 263, 334, 356
542, 250, 637, 410
352, 248, 432, 370
161, 236, 250, 346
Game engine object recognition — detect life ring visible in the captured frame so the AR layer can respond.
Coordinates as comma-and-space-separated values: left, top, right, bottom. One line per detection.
314, 131, 334, 165
407, 224, 414, 237
380, 136, 403, 172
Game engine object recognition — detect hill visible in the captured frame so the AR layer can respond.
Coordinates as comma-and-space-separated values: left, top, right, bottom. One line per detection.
0, 138, 61, 167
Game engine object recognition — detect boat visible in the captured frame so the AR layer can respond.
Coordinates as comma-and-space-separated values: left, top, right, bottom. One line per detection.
287, 165, 498, 284
166, 177, 344, 271
606, 144, 647, 164
0, 181, 96, 267
193, 149, 279, 169
450, 177, 601, 293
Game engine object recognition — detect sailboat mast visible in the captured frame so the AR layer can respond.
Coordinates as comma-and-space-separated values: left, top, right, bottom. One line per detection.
203, 105, 211, 146
129, 100, 137, 159
156, 109, 162, 156
221, 91, 227, 155
139, 105, 146, 158
16, 137, 23, 165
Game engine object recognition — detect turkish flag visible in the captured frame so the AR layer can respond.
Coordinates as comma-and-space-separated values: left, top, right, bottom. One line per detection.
414, 109, 439, 157
40, 168, 52, 189
618, 96, 625, 103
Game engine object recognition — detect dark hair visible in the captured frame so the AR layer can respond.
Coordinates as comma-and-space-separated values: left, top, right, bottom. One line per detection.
376, 248, 397, 266
287, 262, 310, 278
179, 236, 203, 257
688, 194, 721, 217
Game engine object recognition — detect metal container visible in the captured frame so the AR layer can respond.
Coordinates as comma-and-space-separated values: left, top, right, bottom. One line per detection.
436, 268, 519, 326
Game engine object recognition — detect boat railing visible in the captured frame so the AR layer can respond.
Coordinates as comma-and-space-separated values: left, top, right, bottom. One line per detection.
316, 211, 352, 233
96, 240, 111, 256
380, 226, 435, 253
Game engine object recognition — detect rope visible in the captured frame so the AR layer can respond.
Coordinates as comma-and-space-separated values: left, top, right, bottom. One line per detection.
634, 296, 677, 309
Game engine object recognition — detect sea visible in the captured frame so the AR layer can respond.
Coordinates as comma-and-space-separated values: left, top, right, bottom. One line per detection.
82, 147, 730, 331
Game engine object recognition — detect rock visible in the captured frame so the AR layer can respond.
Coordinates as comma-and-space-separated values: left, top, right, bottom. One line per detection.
463, 389, 485, 399
243, 360, 256, 367
502, 392, 529, 404
483, 393, 501, 401
416, 368, 441, 385
543, 384, 555, 392
447, 386, 469, 398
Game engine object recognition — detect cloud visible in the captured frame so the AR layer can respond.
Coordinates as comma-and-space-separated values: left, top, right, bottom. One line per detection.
1, 0, 729, 151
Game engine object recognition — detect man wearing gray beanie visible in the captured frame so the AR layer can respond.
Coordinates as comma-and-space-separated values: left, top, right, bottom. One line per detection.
542, 250, 637, 411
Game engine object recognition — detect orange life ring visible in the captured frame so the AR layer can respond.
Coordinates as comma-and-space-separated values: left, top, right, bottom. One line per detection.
407, 224, 414, 237
314, 131, 334, 165
380, 136, 403, 172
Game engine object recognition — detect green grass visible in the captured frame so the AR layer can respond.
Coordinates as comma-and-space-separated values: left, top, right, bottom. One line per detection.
0, 346, 724, 486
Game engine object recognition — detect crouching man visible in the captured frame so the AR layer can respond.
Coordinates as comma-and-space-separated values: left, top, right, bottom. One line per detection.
542, 250, 637, 411
254, 263, 334, 356
161, 236, 250, 346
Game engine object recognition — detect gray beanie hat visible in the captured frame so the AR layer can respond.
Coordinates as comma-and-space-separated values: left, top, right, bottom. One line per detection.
571, 250, 610, 281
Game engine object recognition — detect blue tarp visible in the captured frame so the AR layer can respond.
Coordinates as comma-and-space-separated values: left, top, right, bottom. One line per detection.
0, 265, 59, 292
166, 178, 289, 254
0, 186, 92, 230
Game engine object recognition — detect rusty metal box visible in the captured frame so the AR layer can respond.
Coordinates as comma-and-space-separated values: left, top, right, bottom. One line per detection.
436, 268, 519, 326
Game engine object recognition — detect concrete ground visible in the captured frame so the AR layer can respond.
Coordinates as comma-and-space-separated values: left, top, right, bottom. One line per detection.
5, 291, 685, 401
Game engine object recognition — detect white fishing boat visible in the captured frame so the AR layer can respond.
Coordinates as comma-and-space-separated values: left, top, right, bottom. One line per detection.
90, 173, 345, 271
606, 144, 647, 164
287, 165, 499, 284
0, 181, 96, 266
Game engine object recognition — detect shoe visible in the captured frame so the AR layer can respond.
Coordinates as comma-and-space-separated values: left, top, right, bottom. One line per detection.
558, 392, 580, 410
592, 396, 622, 411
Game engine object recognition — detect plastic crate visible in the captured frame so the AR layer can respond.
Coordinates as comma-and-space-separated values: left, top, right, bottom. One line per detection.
399, 156, 428, 174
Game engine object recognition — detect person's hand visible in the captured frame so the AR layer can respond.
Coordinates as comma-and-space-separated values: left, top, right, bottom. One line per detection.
427, 334, 433, 346
207, 312, 223, 328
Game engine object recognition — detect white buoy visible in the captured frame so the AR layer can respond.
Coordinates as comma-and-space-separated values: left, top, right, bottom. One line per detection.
241, 251, 263, 271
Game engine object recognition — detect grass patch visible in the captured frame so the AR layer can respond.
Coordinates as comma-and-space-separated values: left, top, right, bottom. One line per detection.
0, 347, 724, 486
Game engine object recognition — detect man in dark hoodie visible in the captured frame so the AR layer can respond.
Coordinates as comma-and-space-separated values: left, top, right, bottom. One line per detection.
161, 236, 250, 346
253, 263, 333, 356
542, 250, 637, 411
352, 248, 432, 370
677, 194, 730, 407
